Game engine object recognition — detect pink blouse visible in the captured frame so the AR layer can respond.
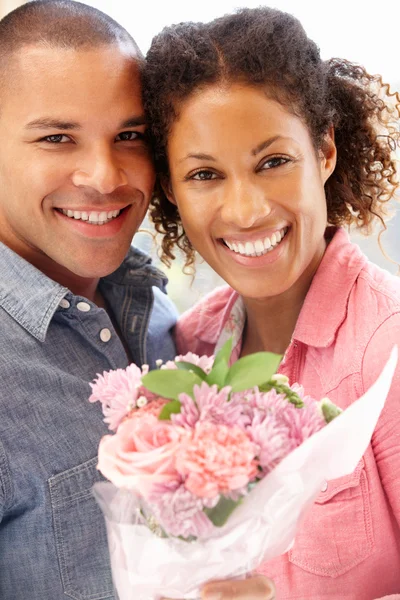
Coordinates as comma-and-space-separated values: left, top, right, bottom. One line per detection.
175, 228, 400, 599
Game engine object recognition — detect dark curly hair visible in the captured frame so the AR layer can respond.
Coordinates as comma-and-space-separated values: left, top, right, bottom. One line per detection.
142, 7, 400, 268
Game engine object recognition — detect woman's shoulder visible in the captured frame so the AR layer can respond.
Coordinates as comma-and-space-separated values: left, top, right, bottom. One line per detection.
175, 285, 237, 355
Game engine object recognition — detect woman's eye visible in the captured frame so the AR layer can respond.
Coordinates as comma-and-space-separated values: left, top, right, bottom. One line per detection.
261, 156, 290, 170
190, 170, 218, 181
42, 134, 70, 143
116, 131, 143, 142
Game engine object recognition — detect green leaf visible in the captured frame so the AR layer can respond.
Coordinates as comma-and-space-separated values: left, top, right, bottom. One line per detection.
206, 360, 229, 388
158, 400, 182, 420
204, 495, 242, 527
175, 361, 207, 380
213, 338, 233, 368
205, 338, 232, 388
225, 352, 282, 393
141, 369, 203, 400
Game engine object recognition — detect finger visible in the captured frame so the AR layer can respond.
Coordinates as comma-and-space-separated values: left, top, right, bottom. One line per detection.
201, 575, 276, 600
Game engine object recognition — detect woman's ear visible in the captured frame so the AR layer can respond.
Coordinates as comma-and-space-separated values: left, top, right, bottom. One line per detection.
161, 176, 177, 206
320, 126, 337, 184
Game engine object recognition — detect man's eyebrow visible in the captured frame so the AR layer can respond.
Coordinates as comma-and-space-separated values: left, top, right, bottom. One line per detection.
25, 118, 82, 130
24, 115, 147, 131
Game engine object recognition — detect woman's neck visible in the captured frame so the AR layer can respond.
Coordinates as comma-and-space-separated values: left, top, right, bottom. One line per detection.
240, 244, 326, 357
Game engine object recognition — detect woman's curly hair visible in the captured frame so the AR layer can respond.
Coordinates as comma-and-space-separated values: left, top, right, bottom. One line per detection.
142, 7, 400, 269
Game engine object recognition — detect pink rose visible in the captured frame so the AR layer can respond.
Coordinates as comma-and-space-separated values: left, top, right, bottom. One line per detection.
97, 414, 188, 498
176, 421, 258, 498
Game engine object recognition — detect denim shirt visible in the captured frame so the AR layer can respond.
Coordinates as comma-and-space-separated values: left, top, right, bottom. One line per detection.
0, 242, 177, 600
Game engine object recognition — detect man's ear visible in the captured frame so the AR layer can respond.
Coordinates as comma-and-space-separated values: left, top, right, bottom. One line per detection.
320, 125, 337, 184
161, 176, 177, 206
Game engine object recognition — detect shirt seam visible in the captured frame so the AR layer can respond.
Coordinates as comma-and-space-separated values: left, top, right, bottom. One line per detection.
0, 438, 14, 515
360, 310, 400, 396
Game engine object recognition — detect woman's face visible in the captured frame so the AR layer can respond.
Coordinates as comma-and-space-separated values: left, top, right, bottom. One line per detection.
166, 83, 336, 300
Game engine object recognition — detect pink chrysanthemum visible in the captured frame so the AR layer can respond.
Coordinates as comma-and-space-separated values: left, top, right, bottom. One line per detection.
89, 364, 149, 431
162, 352, 214, 374
243, 386, 326, 474
148, 481, 217, 539
172, 382, 241, 429
176, 421, 258, 498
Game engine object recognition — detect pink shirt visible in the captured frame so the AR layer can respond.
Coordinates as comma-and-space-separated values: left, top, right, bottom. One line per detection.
175, 228, 400, 599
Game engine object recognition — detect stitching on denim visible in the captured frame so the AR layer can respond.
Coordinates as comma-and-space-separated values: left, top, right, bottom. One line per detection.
49, 458, 113, 600
0, 438, 14, 514
139, 287, 152, 366
1, 289, 66, 341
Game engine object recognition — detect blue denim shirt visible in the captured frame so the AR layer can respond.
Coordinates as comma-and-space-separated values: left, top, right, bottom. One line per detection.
0, 242, 177, 599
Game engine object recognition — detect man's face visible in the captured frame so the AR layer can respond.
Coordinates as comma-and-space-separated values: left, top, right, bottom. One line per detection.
0, 44, 155, 281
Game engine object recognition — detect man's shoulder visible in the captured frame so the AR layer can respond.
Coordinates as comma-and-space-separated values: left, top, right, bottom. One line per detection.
103, 245, 169, 291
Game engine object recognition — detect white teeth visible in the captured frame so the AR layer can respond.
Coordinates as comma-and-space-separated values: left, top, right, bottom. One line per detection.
254, 239, 264, 253
224, 227, 288, 257
60, 208, 122, 225
245, 241, 254, 255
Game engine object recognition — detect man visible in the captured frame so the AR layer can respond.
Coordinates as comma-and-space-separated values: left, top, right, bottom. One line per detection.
0, 1, 177, 598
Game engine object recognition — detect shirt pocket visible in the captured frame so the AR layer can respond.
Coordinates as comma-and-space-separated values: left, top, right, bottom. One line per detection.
49, 457, 114, 600
288, 459, 374, 577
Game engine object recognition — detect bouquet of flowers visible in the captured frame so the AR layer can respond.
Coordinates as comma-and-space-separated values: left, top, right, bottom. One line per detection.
89, 340, 397, 600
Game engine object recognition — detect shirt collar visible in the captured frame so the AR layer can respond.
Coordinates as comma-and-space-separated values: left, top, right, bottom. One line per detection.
0, 243, 168, 343
292, 227, 367, 347
198, 227, 367, 351
0, 243, 68, 342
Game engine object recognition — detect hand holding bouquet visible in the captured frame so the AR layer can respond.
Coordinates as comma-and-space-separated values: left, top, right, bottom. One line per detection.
89, 341, 397, 600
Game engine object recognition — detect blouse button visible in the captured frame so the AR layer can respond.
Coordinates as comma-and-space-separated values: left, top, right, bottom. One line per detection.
321, 480, 328, 493
77, 301, 91, 312
100, 328, 112, 342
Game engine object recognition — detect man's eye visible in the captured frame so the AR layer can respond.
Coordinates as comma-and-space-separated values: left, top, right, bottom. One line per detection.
42, 134, 70, 143
116, 131, 143, 142
190, 170, 218, 181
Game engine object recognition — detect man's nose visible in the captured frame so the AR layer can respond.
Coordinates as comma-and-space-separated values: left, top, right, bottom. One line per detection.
71, 146, 128, 194
219, 178, 273, 228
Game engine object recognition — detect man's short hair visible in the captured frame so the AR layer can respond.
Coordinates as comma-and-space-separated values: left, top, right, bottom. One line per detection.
0, 0, 142, 59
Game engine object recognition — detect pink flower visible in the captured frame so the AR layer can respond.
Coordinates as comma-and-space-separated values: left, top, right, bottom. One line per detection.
148, 482, 216, 539
89, 364, 148, 431
162, 352, 214, 374
97, 414, 188, 498
244, 386, 326, 474
172, 382, 242, 428
176, 422, 258, 498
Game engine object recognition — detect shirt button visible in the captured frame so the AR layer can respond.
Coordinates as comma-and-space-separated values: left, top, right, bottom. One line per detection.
77, 301, 91, 312
321, 480, 328, 493
59, 298, 70, 309
100, 328, 111, 342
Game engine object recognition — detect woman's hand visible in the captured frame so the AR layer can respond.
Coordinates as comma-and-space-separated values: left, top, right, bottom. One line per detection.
162, 574, 276, 600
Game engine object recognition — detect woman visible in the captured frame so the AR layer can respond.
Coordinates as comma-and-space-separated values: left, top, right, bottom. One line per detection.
143, 7, 400, 599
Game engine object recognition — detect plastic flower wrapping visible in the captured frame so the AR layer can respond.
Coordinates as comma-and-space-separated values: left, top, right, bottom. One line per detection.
89, 341, 398, 600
